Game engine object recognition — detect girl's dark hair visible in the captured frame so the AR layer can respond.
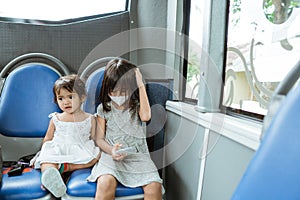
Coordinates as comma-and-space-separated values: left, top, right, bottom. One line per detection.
100, 58, 140, 118
53, 74, 86, 103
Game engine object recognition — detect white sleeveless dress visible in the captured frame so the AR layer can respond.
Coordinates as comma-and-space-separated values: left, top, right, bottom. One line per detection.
34, 113, 100, 168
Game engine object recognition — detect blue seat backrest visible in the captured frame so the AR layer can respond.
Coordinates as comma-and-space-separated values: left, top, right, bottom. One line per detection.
0, 64, 60, 137
231, 83, 300, 200
82, 67, 105, 114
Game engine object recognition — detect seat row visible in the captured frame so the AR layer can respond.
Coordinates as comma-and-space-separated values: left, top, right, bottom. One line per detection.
0, 54, 151, 199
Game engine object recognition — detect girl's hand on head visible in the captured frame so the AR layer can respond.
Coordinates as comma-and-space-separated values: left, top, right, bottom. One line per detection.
135, 68, 144, 88
111, 143, 126, 161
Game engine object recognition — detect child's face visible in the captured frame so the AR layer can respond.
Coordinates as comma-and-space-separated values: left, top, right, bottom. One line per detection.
109, 89, 127, 97
56, 88, 83, 114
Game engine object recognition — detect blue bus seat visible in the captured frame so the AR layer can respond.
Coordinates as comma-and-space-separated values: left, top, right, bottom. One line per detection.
82, 67, 105, 114
231, 82, 300, 199
1, 167, 50, 200
66, 168, 144, 199
0, 63, 63, 200
0, 64, 61, 137
64, 62, 145, 199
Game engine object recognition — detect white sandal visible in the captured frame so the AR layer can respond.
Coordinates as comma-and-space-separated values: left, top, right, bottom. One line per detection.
41, 167, 66, 198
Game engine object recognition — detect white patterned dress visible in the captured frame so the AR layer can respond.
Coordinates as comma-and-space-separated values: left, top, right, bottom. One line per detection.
34, 113, 100, 169
87, 103, 162, 187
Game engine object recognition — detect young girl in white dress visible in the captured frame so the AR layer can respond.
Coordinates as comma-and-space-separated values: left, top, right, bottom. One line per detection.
34, 74, 100, 198
87, 58, 162, 200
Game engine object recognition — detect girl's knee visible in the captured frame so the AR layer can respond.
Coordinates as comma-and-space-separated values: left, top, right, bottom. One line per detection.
97, 175, 117, 190
95, 175, 117, 199
143, 182, 162, 195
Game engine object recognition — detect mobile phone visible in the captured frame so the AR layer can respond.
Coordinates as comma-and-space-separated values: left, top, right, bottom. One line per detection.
116, 146, 137, 155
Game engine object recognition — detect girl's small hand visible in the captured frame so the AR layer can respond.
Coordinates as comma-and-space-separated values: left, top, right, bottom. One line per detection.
135, 68, 144, 88
96, 152, 101, 160
111, 143, 126, 161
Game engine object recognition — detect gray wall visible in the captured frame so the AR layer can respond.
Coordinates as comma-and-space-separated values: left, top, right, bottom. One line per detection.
164, 111, 205, 200
129, 0, 168, 79
201, 131, 254, 200
0, 12, 129, 73
164, 110, 255, 200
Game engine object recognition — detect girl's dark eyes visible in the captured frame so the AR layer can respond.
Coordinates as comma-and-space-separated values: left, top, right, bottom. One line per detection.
57, 95, 74, 101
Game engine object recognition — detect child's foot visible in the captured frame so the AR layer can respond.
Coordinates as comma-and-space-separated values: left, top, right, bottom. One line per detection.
41, 167, 66, 198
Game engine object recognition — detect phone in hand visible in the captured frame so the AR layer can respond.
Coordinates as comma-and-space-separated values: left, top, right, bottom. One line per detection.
116, 146, 137, 155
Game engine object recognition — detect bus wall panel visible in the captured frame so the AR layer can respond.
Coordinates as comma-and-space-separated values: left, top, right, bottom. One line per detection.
0, 12, 129, 73
163, 111, 205, 200
201, 132, 254, 200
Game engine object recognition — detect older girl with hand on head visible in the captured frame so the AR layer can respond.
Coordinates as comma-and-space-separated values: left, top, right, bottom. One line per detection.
33, 74, 101, 198
87, 58, 162, 200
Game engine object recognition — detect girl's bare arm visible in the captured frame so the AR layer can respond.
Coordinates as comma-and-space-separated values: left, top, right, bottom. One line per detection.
95, 116, 126, 161
136, 68, 151, 122
42, 119, 55, 144
90, 115, 97, 141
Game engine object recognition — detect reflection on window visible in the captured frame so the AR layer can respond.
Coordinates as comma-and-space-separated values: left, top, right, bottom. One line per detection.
185, 0, 204, 100
223, 0, 300, 116
0, 0, 126, 21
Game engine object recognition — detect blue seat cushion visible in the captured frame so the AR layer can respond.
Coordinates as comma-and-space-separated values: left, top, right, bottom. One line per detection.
0, 168, 48, 199
66, 168, 144, 197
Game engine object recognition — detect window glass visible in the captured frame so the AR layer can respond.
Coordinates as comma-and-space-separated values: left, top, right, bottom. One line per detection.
0, 0, 126, 21
223, 0, 300, 116
185, 0, 204, 100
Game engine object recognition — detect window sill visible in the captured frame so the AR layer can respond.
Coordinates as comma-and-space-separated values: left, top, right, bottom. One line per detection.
166, 101, 262, 150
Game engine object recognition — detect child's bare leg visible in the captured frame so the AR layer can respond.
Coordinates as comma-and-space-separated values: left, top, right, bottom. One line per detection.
62, 158, 98, 173
95, 175, 117, 200
40, 163, 59, 172
143, 182, 162, 200
40, 163, 66, 198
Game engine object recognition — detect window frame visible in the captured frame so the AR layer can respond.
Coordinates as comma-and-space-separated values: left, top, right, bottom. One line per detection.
223, 1, 300, 120
221, 0, 265, 121
182, 0, 264, 120
182, 0, 198, 104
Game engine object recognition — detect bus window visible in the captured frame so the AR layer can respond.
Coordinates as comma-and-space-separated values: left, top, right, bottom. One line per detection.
0, 0, 127, 22
185, 0, 204, 101
223, 0, 300, 118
